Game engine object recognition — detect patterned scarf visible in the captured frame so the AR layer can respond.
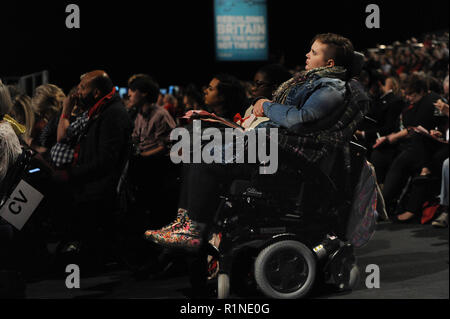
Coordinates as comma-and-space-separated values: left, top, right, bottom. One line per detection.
272, 66, 347, 104
1, 114, 26, 136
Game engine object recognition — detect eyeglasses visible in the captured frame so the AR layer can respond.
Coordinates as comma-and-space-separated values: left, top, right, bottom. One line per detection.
252, 81, 271, 88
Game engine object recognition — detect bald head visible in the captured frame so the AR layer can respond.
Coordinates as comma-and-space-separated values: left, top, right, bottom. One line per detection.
81, 70, 113, 95
81, 70, 107, 81
78, 70, 114, 109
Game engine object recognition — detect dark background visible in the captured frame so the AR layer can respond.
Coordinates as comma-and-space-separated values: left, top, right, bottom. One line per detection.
1, 0, 448, 92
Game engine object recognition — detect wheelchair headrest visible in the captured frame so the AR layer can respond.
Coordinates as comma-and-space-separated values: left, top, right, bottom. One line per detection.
348, 51, 365, 79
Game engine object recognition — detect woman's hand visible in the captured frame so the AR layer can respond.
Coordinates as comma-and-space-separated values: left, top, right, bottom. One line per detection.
430, 130, 443, 138
253, 99, 270, 117
373, 136, 387, 148
62, 93, 78, 117
386, 133, 397, 144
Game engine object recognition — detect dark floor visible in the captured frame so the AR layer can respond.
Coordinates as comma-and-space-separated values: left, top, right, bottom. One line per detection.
22, 221, 448, 300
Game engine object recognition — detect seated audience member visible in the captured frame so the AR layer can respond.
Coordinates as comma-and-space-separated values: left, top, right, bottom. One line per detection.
250, 63, 292, 100
430, 76, 448, 227
183, 86, 202, 112
393, 131, 448, 222
144, 33, 358, 251
178, 86, 202, 126
380, 73, 448, 222
10, 91, 35, 146
162, 94, 177, 119
356, 76, 405, 153
370, 74, 437, 188
128, 74, 177, 218
252, 33, 353, 131
156, 92, 165, 108
0, 82, 23, 184
202, 74, 249, 120
434, 75, 449, 117
0, 82, 26, 295
30, 84, 66, 154
129, 74, 176, 158
49, 86, 89, 169
51, 70, 132, 263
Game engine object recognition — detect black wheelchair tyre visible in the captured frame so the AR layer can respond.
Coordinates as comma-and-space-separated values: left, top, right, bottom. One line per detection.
254, 240, 316, 299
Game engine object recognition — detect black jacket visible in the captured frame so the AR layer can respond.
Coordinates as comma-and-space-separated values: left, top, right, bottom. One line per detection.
69, 95, 132, 203
365, 91, 405, 144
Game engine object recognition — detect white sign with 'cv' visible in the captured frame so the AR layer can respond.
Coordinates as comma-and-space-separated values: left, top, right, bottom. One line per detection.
0, 180, 44, 230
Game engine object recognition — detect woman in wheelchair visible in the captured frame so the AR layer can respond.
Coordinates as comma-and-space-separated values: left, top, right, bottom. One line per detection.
144, 33, 364, 251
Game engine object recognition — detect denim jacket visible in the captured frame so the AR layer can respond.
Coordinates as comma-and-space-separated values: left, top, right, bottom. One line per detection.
262, 75, 346, 130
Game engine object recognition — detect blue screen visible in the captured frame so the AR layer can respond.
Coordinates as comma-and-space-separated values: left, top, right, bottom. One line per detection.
214, 0, 268, 61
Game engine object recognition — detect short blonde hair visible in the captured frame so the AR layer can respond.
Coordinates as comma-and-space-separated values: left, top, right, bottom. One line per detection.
31, 84, 65, 120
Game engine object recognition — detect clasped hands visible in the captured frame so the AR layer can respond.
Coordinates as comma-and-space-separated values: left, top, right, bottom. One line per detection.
252, 98, 271, 117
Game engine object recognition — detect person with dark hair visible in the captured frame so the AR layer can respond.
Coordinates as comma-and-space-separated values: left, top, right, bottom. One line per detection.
252, 33, 354, 129
183, 85, 203, 112
162, 94, 177, 120
51, 70, 132, 264
370, 74, 436, 183
394, 74, 449, 223
128, 74, 176, 158
310, 33, 355, 70
127, 73, 160, 124
127, 73, 177, 220
143, 73, 250, 249
204, 74, 248, 120
251, 64, 292, 99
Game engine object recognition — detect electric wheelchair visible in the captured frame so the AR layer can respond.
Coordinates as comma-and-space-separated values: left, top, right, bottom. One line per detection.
206, 138, 373, 299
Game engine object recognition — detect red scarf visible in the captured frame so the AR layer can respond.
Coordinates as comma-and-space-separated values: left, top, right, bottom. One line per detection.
88, 87, 116, 118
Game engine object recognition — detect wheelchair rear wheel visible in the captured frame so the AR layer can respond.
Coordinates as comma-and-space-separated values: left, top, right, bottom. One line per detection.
254, 240, 316, 299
